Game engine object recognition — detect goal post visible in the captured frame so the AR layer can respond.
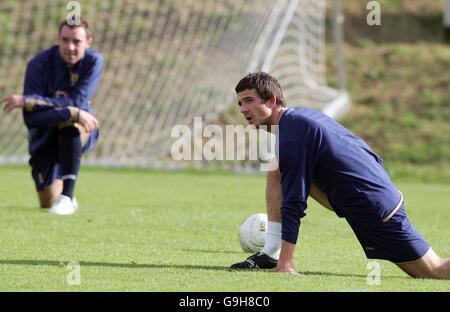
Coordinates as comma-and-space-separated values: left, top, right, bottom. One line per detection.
445, 0, 450, 42
0, 0, 350, 167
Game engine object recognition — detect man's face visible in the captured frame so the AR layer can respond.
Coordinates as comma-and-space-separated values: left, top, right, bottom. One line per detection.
58, 25, 92, 66
237, 88, 273, 127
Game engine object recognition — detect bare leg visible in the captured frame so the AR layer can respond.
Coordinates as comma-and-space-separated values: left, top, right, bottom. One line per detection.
265, 160, 333, 219
263, 167, 333, 259
38, 179, 63, 208
259, 167, 283, 259
74, 123, 90, 145
266, 168, 282, 223
396, 247, 450, 279
310, 184, 334, 212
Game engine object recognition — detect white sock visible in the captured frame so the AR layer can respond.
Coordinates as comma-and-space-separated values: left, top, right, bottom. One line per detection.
261, 221, 282, 260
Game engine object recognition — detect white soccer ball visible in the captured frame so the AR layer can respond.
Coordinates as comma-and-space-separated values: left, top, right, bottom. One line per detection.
238, 213, 268, 253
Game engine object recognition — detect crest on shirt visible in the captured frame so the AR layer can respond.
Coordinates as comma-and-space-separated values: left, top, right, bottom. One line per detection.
71, 73, 79, 85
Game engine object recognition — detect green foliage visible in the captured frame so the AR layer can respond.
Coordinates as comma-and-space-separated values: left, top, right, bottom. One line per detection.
331, 1, 450, 181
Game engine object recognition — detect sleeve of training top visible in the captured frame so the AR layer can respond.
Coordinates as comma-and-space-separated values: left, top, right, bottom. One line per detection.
21, 60, 72, 127
279, 119, 323, 244
23, 108, 72, 128
23, 53, 103, 111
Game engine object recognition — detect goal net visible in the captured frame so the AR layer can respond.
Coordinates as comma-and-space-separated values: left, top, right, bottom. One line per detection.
0, 0, 350, 168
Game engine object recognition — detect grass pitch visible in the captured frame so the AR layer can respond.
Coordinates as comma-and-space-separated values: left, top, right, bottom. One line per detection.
0, 165, 449, 292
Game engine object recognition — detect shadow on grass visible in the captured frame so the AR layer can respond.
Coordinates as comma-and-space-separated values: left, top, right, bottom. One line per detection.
0, 259, 409, 279
0, 205, 38, 211
0, 259, 228, 271
181, 248, 239, 254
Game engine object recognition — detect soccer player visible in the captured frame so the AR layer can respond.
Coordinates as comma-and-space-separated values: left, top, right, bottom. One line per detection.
1, 18, 103, 215
230, 72, 450, 279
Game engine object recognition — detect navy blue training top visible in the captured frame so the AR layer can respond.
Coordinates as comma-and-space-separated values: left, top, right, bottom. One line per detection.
277, 107, 401, 244
22, 45, 103, 154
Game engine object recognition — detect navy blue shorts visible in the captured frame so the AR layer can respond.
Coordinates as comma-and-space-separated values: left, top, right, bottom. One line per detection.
29, 129, 98, 190
345, 203, 430, 263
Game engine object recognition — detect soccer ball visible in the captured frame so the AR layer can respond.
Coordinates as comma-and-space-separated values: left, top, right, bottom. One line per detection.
238, 213, 268, 253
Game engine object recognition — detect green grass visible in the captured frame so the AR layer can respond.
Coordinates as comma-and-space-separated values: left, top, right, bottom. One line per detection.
0, 165, 449, 292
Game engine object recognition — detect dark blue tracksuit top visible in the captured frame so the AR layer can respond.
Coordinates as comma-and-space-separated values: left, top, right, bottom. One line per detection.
277, 107, 401, 244
22, 45, 103, 155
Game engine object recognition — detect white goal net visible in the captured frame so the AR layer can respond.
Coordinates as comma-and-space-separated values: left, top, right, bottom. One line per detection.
0, 0, 350, 168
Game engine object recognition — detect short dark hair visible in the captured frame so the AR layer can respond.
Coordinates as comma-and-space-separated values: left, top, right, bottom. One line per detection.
58, 18, 91, 39
235, 72, 286, 107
